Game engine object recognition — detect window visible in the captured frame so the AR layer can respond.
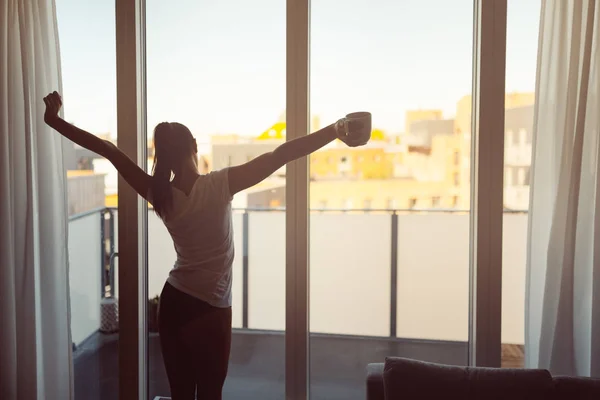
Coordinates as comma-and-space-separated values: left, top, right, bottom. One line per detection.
452, 196, 459, 208
454, 151, 460, 166
56, 0, 120, 397
506, 130, 514, 147
147, 0, 286, 397
432, 196, 441, 207
505, 167, 512, 187
310, 4, 475, 390
318, 200, 328, 209
342, 198, 353, 210
386, 197, 396, 210
519, 128, 527, 145
46, 0, 540, 397
502, 0, 541, 369
517, 168, 525, 186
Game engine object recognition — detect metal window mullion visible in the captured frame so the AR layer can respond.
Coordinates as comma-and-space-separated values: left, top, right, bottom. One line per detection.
286, 0, 310, 398
469, 0, 507, 368
115, 0, 147, 398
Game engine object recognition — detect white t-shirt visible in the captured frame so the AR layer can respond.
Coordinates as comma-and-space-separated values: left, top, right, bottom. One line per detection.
158, 169, 234, 308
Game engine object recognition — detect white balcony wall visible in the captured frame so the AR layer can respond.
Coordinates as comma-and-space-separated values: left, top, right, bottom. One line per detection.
396, 214, 470, 342
247, 212, 286, 330
501, 213, 528, 344
69, 213, 102, 346
98, 210, 529, 345
310, 214, 392, 336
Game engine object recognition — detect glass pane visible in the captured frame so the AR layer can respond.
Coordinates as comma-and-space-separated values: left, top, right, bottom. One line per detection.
502, 0, 541, 369
309, 0, 474, 397
145, 1, 285, 398
56, 1, 120, 399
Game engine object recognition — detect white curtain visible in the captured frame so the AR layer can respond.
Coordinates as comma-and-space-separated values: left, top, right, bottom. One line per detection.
0, 1, 72, 399
526, 0, 600, 377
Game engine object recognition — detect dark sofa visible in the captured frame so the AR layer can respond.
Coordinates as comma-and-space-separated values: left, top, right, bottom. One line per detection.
367, 357, 600, 399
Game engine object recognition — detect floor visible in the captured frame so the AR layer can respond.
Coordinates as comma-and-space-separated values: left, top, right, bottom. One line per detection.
73, 330, 522, 399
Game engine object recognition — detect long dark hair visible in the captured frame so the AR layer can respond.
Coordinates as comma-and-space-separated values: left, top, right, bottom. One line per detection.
151, 122, 195, 218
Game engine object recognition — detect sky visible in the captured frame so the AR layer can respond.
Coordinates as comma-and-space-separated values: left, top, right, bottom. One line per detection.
55, 0, 541, 141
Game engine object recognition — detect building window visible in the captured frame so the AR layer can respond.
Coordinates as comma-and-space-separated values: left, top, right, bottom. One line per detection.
431, 196, 441, 207
506, 130, 514, 147
452, 196, 459, 208
409, 198, 417, 209
518, 168, 526, 186
453, 151, 460, 166
505, 167, 512, 187
340, 156, 348, 163
363, 198, 372, 209
519, 128, 527, 145
386, 197, 396, 210
453, 172, 460, 186
318, 200, 328, 210
342, 198, 353, 210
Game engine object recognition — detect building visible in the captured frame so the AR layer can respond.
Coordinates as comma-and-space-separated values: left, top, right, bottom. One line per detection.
504, 105, 533, 210
453, 92, 535, 209
405, 109, 443, 134
246, 177, 459, 211
406, 118, 454, 148
309, 144, 394, 180
244, 131, 464, 211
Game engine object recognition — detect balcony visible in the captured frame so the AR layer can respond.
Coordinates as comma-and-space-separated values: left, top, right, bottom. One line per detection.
69, 208, 527, 400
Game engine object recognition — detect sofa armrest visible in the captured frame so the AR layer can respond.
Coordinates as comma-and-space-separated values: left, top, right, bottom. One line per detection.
367, 363, 385, 400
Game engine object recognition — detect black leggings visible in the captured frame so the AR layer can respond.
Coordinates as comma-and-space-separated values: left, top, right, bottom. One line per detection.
158, 282, 232, 400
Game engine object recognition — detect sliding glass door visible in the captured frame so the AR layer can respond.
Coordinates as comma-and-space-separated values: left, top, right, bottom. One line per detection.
105, 0, 511, 398
500, 0, 541, 369
55, 1, 121, 399
145, 1, 287, 398
308, 1, 475, 397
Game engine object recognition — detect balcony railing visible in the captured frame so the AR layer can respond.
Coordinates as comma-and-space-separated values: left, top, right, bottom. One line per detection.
68, 207, 528, 349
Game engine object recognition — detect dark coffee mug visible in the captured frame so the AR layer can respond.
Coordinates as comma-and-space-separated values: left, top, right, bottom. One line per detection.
341, 111, 372, 147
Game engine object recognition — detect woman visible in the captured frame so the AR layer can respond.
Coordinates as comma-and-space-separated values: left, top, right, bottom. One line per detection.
43, 91, 366, 399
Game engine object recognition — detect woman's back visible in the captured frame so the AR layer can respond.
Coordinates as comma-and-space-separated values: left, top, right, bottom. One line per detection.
159, 169, 234, 308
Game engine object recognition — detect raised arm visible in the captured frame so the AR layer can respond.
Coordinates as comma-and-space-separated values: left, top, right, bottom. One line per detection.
43, 91, 152, 200
227, 122, 342, 195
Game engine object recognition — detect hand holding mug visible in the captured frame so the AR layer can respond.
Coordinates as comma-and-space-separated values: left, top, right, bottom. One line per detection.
335, 112, 372, 147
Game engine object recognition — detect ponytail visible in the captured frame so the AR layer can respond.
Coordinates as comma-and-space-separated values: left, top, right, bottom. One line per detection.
150, 122, 196, 218
151, 123, 174, 218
